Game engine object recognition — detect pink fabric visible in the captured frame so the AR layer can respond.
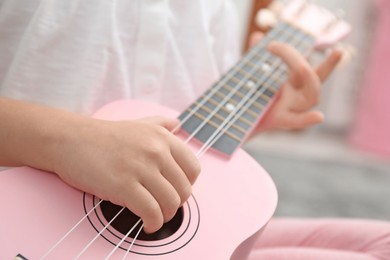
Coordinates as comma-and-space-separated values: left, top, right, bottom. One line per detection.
349, 0, 390, 157
249, 218, 390, 260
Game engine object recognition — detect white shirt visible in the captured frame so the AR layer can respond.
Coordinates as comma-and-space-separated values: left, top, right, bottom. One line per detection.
0, 0, 241, 115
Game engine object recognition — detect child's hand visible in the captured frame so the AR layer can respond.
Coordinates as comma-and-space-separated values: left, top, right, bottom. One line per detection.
55, 116, 201, 234
251, 40, 342, 133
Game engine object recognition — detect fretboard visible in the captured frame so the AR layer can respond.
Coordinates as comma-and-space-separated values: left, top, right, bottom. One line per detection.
178, 22, 315, 157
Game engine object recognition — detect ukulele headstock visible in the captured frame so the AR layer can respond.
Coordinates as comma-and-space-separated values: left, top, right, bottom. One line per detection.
257, 0, 351, 49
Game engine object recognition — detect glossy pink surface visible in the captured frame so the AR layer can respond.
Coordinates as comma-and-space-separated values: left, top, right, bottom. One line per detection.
0, 100, 277, 259
350, 1, 390, 158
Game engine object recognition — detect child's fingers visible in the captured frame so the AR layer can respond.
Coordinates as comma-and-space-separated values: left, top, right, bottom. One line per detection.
315, 49, 343, 83
268, 41, 321, 103
139, 116, 180, 132
142, 172, 181, 224
280, 110, 324, 130
267, 41, 312, 87
125, 184, 164, 234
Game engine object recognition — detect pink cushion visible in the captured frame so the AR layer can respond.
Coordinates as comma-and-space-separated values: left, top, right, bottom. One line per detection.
349, 1, 390, 158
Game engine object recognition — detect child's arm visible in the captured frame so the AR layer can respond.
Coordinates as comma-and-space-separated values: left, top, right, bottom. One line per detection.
0, 97, 200, 233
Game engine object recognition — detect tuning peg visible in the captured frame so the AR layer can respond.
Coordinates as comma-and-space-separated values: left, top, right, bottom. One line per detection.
268, 0, 285, 16
294, 0, 311, 18
321, 44, 356, 70
308, 44, 355, 73
335, 43, 356, 69
323, 8, 346, 32
335, 9, 346, 19
255, 8, 278, 30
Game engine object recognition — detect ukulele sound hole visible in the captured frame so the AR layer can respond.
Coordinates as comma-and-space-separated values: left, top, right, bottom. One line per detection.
100, 201, 184, 241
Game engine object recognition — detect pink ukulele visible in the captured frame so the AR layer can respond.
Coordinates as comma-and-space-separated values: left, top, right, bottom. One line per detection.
0, 1, 350, 259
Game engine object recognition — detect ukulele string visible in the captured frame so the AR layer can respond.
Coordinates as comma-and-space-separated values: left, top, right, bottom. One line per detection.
40, 199, 103, 259
122, 223, 144, 260
178, 26, 294, 146
196, 34, 313, 158
40, 23, 310, 259
99, 25, 298, 258
104, 218, 142, 260
171, 23, 287, 134
180, 25, 303, 157
38, 24, 287, 259
102, 30, 294, 258
103, 24, 309, 259
74, 207, 126, 259
196, 66, 287, 158
115, 25, 311, 259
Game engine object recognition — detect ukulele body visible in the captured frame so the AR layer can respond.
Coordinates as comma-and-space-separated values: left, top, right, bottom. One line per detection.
0, 0, 353, 256
0, 100, 277, 259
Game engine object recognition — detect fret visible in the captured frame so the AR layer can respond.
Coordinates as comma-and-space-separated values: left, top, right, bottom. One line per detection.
259, 90, 275, 103
226, 79, 237, 89
250, 54, 274, 70
194, 105, 220, 123
216, 98, 240, 113
202, 96, 256, 127
234, 64, 274, 83
234, 115, 256, 130
194, 101, 250, 134
255, 95, 269, 107
235, 114, 253, 126
242, 62, 255, 73
226, 79, 260, 99
227, 126, 246, 141
247, 103, 262, 115
254, 87, 279, 108
228, 76, 257, 90
241, 109, 256, 122
206, 95, 220, 107
243, 107, 258, 119
214, 90, 228, 101
184, 108, 243, 142
263, 87, 277, 98
192, 101, 223, 122
209, 92, 223, 103
218, 100, 233, 118
179, 115, 242, 153
221, 85, 243, 104
246, 59, 257, 68
264, 71, 288, 87
229, 76, 240, 85
188, 110, 218, 128
246, 57, 258, 68
214, 88, 258, 109
251, 71, 265, 81
206, 78, 274, 124
243, 80, 258, 91
223, 84, 246, 100
259, 93, 271, 102
202, 98, 218, 112
210, 96, 247, 118
197, 95, 258, 128
234, 70, 246, 81
237, 68, 252, 78
193, 96, 256, 129
218, 85, 229, 97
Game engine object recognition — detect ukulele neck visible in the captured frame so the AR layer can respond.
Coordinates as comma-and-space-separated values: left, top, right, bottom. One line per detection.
178, 22, 315, 157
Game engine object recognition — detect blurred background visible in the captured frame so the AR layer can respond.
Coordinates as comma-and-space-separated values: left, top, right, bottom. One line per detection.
234, 0, 390, 221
